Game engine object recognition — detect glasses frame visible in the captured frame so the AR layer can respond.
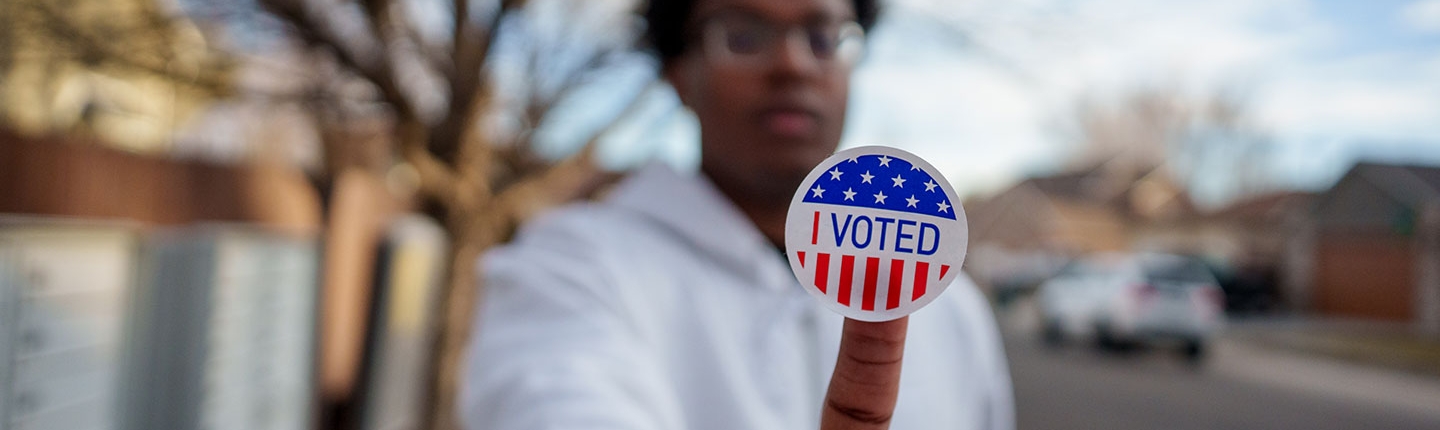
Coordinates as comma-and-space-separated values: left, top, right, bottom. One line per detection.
693, 15, 866, 71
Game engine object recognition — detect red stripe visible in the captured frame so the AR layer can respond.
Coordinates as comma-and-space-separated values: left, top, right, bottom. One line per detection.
862, 257, 879, 311
940, 264, 951, 280
838, 255, 855, 306
887, 259, 904, 310
811, 211, 819, 245
798, 251, 806, 268
913, 261, 930, 300
814, 253, 829, 293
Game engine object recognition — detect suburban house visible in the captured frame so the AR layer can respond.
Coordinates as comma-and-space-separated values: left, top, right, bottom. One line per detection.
965, 160, 1194, 290
1289, 162, 1440, 331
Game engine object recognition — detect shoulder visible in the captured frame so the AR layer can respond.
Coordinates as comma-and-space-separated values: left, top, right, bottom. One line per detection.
485, 163, 719, 280
488, 164, 693, 267
501, 203, 638, 253
480, 197, 695, 319
483, 202, 648, 284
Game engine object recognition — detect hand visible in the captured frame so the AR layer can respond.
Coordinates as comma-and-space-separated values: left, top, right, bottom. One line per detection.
821, 316, 908, 430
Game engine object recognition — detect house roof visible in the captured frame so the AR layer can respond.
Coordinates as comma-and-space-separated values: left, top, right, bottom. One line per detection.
1310, 162, 1440, 230
1336, 162, 1440, 208
966, 159, 1200, 252
1024, 168, 1104, 200
1209, 191, 1315, 224
1012, 161, 1195, 220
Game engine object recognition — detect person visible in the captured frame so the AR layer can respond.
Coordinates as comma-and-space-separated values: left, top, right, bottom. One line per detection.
459, 0, 1014, 429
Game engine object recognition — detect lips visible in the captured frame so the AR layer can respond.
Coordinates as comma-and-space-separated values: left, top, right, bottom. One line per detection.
758, 104, 821, 139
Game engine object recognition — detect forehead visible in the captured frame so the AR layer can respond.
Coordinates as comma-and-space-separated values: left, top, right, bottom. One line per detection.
690, 0, 854, 23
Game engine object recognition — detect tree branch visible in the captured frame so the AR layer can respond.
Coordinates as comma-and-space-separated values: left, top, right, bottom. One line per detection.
492, 79, 657, 229
24, 0, 233, 96
258, 0, 417, 120
429, 0, 533, 162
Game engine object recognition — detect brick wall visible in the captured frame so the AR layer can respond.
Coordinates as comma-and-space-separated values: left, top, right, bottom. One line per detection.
0, 130, 320, 232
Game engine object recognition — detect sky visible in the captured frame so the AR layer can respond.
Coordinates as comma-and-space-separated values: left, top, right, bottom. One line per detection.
848, 0, 1440, 204
530, 0, 1440, 207
179, 0, 1440, 206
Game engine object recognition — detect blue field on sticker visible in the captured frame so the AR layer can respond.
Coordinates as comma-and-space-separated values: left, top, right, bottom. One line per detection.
801, 154, 956, 220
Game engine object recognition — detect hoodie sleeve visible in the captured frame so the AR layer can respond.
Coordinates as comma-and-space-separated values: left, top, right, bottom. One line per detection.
458, 209, 684, 430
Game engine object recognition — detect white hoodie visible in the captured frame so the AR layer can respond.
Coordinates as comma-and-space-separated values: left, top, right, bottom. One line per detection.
461, 163, 1013, 430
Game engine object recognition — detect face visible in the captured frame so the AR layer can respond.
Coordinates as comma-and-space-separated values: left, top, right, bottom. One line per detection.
666, 0, 858, 205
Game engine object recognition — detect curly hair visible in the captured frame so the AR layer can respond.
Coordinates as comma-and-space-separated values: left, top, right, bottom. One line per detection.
641, 0, 881, 64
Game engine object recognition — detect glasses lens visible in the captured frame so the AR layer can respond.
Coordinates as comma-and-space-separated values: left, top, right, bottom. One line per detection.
725, 27, 766, 55
807, 26, 839, 59
707, 17, 770, 57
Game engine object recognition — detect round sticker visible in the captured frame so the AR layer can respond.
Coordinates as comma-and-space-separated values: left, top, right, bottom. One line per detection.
785, 146, 968, 321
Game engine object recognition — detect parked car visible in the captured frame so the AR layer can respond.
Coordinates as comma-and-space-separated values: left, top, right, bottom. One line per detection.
1037, 253, 1224, 360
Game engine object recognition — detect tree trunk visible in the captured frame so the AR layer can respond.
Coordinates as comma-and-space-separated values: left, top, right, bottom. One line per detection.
426, 208, 497, 430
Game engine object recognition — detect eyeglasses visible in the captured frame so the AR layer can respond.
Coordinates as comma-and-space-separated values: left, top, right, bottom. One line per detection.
693, 14, 866, 70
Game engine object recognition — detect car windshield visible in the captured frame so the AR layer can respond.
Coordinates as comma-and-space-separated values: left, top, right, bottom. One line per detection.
1142, 257, 1213, 285
1055, 262, 1089, 278
1056, 259, 1123, 280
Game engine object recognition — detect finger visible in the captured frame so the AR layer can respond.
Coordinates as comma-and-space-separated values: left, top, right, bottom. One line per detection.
821, 316, 909, 430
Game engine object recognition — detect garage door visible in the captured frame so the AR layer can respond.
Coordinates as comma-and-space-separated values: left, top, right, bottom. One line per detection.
1315, 232, 1414, 321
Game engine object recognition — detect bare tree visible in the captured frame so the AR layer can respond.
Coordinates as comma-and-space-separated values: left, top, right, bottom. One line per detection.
1177, 87, 1273, 204
7, 0, 652, 426
230, 0, 652, 428
1062, 85, 1271, 207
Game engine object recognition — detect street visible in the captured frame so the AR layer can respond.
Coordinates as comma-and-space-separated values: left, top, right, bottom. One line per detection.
1003, 308, 1440, 430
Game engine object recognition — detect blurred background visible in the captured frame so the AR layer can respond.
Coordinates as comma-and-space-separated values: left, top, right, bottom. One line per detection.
0, 0, 1437, 430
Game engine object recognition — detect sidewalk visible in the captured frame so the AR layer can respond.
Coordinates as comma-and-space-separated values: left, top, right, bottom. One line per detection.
1225, 317, 1440, 380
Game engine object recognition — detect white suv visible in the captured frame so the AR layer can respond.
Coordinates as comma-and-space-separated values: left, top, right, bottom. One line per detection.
1037, 253, 1224, 360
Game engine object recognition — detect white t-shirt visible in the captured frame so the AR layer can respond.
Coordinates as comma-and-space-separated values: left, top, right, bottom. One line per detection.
461, 163, 1014, 430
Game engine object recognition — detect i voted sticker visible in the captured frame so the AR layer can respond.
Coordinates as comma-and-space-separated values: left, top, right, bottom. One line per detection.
785, 146, 968, 321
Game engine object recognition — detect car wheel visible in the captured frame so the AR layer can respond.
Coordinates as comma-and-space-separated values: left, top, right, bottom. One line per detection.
1042, 321, 1065, 347
1094, 324, 1116, 350
1182, 340, 1206, 362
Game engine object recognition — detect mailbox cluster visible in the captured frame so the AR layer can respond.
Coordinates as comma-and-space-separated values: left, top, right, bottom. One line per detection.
0, 219, 318, 430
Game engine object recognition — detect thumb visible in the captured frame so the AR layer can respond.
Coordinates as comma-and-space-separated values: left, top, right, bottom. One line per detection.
821, 316, 908, 430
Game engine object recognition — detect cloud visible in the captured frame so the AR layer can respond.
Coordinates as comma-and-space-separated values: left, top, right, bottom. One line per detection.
1401, 0, 1440, 33
844, 0, 1440, 200
846, 0, 1331, 197
1258, 51, 1440, 139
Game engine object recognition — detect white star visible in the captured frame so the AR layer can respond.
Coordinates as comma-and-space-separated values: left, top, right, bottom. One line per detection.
847, 155, 860, 163
811, 185, 826, 198
906, 195, 919, 208
923, 180, 938, 192
843, 188, 857, 201
891, 174, 907, 188
828, 167, 843, 181
877, 155, 892, 167
910, 164, 920, 171
860, 171, 874, 184
937, 200, 950, 213
873, 191, 888, 204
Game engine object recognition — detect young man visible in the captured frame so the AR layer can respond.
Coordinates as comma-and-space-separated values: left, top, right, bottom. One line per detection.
460, 1, 1013, 429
